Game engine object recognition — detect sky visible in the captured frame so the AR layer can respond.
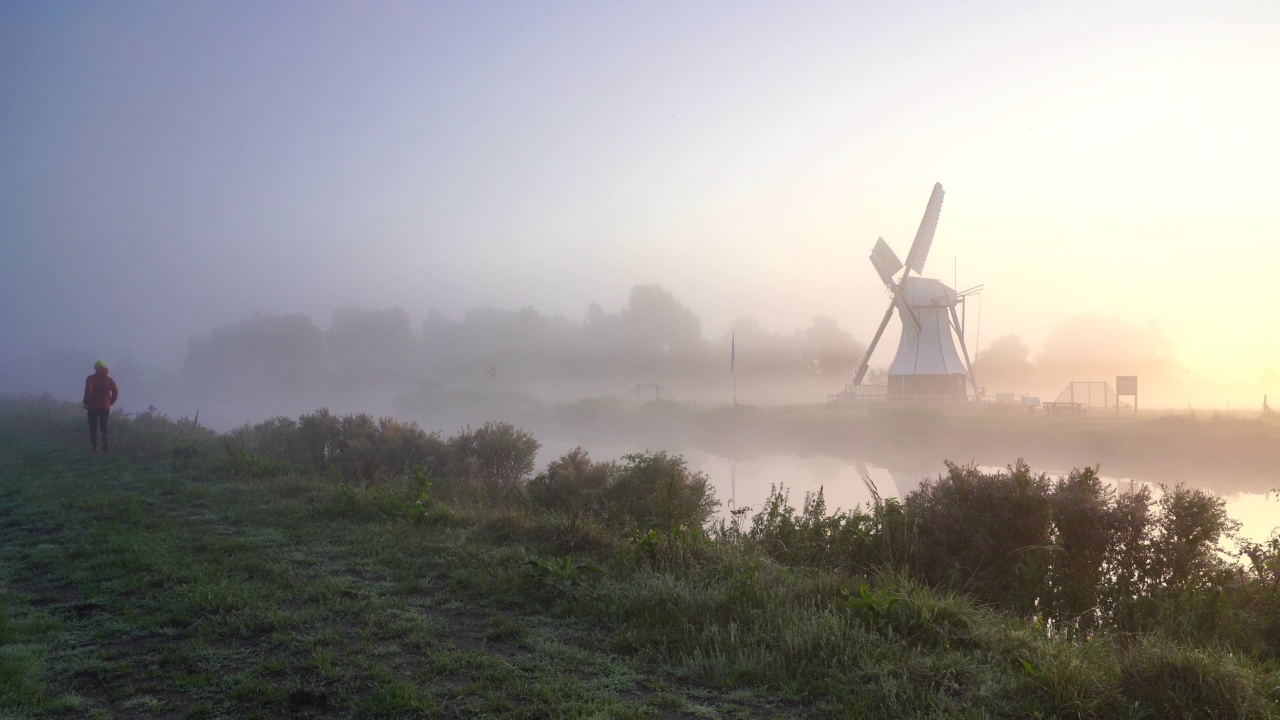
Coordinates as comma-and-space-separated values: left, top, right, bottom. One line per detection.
3, 0, 1278, 389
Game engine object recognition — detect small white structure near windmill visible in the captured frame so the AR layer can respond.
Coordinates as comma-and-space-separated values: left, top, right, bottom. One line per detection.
835, 183, 982, 402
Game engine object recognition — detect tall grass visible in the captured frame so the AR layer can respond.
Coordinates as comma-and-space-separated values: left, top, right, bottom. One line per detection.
4, 394, 1278, 717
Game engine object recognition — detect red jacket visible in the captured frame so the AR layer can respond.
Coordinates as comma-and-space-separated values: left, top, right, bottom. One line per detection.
84, 367, 119, 411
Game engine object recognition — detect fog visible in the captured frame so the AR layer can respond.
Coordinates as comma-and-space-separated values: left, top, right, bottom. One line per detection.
0, 284, 1270, 429
4, 2, 1280, 419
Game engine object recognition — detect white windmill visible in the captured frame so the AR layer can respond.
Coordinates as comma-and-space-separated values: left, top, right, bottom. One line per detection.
849, 183, 981, 400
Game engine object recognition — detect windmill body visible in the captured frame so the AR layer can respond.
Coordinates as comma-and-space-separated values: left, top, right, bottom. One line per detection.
886, 277, 968, 398
849, 183, 979, 401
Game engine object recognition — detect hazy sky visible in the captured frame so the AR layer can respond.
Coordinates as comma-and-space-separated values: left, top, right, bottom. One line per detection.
3, 1, 1278, 384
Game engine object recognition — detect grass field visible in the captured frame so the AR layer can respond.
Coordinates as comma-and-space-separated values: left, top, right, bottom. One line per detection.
2, 397, 1278, 718
0, 429, 744, 718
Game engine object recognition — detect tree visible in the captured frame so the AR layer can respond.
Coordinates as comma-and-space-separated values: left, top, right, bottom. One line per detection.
972, 334, 1037, 392
421, 305, 582, 391
183, 314, 327, 409
577, 284, 710, 392
1037, 315, 1180, 391
796, 315, 864, 380
326, 306, 418, 391
618, 284, 704, 361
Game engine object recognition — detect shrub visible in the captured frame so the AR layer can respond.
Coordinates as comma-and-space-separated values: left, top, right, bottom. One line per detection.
226, 408, 446, 484
111, 405, 217, 456
446, 421, 539, 491
297, 408, 341, 470
1045, 467, 1114, 627
906, 460, 1054, 613
746, 486, 881, 570
225, 416, 301, 467
1150, 483, 1239, 593
605, 451, 718, 533
526, 447, 613, 512
1098, 482, 1156, 630
374, 416, 447, 480
1235, 530, 1280, 659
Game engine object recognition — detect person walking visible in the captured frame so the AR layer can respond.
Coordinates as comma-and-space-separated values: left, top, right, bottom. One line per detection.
83, 360, 119, 452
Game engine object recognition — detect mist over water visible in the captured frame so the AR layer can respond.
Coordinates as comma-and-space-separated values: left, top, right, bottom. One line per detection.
3, 283, 1275, 428
5, 284, 1274, 554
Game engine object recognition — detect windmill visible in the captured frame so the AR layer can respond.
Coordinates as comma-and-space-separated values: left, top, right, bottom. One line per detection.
850, 183, 981, 400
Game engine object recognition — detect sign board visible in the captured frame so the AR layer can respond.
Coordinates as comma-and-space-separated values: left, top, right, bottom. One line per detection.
1116, 376, 1137, 395
485, 366, 497, 378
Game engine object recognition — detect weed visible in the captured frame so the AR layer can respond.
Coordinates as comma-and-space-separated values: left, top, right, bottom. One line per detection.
527, 554, 603, 591
836, 581, 899, 624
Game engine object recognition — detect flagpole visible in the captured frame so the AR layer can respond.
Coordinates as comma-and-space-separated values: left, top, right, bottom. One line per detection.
731, 332, 737, 407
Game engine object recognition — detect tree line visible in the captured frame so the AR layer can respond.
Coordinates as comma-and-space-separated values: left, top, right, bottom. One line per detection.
175, 284, 865, 422
1, 285, 1196, 420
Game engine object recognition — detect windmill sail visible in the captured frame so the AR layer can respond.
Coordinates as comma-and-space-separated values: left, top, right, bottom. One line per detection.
870, 237, 903, 287
904, 182, 945, 274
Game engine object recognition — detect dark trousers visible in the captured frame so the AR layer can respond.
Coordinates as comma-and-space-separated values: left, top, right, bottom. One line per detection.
88, 409, 110, 450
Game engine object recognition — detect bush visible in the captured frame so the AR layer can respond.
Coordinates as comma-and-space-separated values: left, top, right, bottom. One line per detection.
745, 485, 883, 571
1045, 467, 1114, 627
526, 447, 614, 512
1150, 483, 1239, 593
226, 408, 447, 484
604, 451, 718, 533
1098, 482, 1155, 631
225, 416, 301, 467
110, 405, 217, 456
447, 421, 539, 491
906, 461, 1054, 613
1237, 530, 1280, 658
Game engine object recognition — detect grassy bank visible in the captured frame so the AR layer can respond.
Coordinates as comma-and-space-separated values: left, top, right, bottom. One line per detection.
1, 396, 1278, 718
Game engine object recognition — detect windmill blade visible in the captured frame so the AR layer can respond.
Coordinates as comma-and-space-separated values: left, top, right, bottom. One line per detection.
869, 237, 903, 288
904, 182, 945, 274
852, 301, 896, 385
894, 286, 922, 334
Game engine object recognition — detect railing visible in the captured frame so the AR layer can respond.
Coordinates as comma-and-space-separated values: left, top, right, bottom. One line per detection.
828, 384, 887, 404
617, 384, 678, 402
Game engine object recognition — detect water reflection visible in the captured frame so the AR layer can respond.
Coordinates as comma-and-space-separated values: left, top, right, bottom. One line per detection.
536, 441, 1278, 547
688, 452, 1277, 547
682, 451, 903, 517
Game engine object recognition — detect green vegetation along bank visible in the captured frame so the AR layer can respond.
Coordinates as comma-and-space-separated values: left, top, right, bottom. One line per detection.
1, 395, 1278, 718
391, 392, 1280, 494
